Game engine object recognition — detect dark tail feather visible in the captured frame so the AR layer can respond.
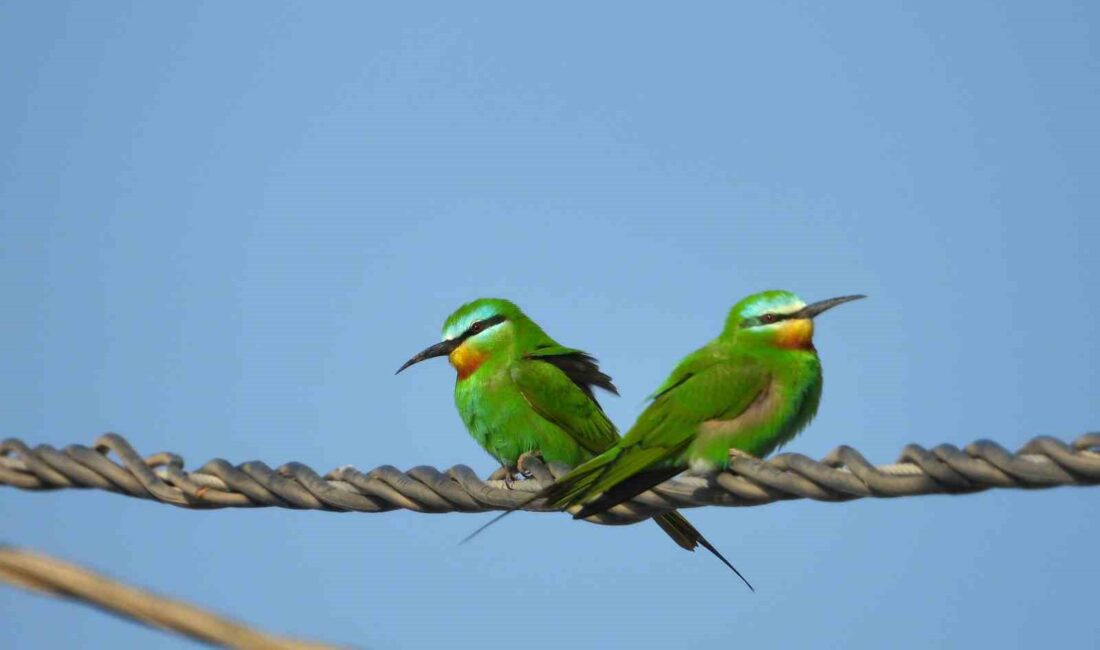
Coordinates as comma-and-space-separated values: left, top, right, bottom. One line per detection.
460, 492, 543, 545
461, 462, 610, 546
652, 511, 754, 591
652, 512, 699, 551
573, 466, 683, 519
460, 510, 515, 545
461, 484, 756, 591
461, 473, 687, 548
695, 532, 754, 591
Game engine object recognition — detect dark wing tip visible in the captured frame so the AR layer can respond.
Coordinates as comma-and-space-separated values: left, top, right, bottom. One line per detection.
535, 350, 619, 398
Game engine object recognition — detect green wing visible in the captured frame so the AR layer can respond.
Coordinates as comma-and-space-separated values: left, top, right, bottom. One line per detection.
543, 346, 771, 515
510, 355, 620, 455
506, 347, 752, 583
525, 345, 617, 400
631, 347, 771, 446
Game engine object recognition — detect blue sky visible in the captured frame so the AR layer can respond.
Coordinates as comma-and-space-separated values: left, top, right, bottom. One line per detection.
2, 2, 1097, 648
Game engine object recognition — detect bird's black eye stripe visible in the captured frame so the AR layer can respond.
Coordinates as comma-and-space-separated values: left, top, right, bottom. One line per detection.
460, 314, 506, 340
742, 312, 797, 328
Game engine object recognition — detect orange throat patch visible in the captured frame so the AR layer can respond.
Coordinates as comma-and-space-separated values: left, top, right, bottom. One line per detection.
775, 318, 815, 350
449, 344, 488, 380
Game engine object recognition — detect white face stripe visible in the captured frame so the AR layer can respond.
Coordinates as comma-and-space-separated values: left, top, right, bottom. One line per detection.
740, 296, 806, 319
771, 303, 806, 316
443, 314, 512, 346
442, 304, 502, 341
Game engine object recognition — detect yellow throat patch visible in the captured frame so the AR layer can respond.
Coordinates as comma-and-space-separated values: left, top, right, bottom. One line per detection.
449, 343, 488, 380
775, 318, 815, 350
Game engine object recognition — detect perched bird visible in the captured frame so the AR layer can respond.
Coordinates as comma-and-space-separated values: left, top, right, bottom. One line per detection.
396, 298, 746, 584
538, 290, 864, 520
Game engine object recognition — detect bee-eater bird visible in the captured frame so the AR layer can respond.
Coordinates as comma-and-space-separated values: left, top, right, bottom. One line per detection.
537, 290, 864, 520
396, 298, 749, 586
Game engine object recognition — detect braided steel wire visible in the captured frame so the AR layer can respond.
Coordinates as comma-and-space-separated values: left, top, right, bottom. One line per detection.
2, 432, 1098, 525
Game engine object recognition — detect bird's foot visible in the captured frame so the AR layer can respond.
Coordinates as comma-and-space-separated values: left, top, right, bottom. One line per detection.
516, 451, 546, 479
489, 464, 519, 489
728, 448, 760, 461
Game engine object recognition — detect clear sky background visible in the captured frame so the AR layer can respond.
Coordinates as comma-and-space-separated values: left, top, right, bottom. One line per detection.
2, 2, 1098, 648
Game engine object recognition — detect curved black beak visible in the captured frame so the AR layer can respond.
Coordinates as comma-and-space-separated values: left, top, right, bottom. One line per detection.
395, 339, 460, 375
796, 294, 866, 319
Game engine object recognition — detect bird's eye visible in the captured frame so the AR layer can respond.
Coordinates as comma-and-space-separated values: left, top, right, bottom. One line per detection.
469, 321, 484, 334
762, 314, 778, 324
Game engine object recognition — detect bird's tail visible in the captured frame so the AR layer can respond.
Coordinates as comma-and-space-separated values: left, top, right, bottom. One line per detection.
459, 456, 616, 546
652, 511, 754, 591
542, 449, 755, 588
536, 447, 631, 510
652, 511, 700, 551
460, 450, 637, 546
470, 452, 755, 589
542, 442, 688, 519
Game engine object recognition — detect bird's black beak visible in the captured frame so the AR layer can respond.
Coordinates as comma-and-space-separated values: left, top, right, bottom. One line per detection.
395, 339, 460, 375
797, 294, 866, 319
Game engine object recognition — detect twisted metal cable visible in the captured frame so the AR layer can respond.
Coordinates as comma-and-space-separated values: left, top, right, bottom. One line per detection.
2, 432, 1098, 525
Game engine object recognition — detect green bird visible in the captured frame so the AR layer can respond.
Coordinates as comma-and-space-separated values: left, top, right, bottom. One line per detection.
396, 298, 745, 582
537, 290, 864, 520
